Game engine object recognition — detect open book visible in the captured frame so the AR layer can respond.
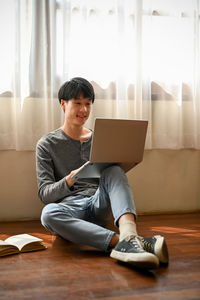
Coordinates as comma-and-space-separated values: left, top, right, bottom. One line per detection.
0, 234, 47, 257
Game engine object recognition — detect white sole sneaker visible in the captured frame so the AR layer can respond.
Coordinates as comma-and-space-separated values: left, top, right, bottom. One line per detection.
110, 249, 159, 269
140, 235, 169, 264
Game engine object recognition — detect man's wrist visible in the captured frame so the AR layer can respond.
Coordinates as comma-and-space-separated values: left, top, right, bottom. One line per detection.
65, 172, 76, 188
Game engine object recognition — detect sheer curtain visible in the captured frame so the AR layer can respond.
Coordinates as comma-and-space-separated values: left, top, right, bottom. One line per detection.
0, 0, 199, 150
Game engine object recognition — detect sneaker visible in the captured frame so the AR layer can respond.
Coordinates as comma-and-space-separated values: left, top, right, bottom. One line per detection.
110, 236, 159, 269
139, 235, 169, 264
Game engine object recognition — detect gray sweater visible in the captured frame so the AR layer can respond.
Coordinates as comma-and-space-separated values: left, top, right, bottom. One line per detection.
36, 128, 99, 204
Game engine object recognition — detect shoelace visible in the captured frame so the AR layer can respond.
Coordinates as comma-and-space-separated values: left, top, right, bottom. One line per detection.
140, 237, 154, 253
128, 236, 145, 253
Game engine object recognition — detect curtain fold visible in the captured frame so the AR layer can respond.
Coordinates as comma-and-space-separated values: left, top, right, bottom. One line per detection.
0, 0, 199, 150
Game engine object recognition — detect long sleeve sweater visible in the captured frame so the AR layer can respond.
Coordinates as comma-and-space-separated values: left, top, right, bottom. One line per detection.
36, 128, 99, 205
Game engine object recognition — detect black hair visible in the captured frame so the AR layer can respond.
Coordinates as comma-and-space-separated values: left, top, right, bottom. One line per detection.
58, 77, 95, 103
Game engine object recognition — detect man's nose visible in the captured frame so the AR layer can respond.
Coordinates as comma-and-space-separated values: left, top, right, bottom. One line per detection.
80, 105, 87, 112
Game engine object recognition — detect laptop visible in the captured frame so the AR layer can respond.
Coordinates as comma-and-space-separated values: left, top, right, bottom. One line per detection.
72, 118, 148, 179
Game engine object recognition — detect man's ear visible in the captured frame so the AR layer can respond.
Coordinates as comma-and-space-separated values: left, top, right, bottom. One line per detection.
60, 100, 66, 112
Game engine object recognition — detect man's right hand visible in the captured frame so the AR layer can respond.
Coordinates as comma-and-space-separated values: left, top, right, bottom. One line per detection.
65, 162, 89, 188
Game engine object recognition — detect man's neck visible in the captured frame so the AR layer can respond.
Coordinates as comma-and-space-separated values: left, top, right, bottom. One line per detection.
61, 123, 91, 142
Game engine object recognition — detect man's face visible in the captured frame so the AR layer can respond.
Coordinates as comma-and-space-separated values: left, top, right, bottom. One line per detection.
61, 94, 92, 126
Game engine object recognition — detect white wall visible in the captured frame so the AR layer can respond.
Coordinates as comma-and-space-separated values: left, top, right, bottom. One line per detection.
0, 149, 200, 221
0, 151, 43, 221
129, 149, 200, 214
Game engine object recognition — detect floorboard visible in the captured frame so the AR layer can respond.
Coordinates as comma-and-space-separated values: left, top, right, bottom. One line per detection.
0, 213, 200, 300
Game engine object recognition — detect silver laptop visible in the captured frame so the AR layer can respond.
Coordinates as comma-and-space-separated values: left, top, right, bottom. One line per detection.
72, 118, 148, 179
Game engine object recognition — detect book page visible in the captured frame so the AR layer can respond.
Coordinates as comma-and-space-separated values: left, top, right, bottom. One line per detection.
5, 234, 43, 251
0, 240, 18, 248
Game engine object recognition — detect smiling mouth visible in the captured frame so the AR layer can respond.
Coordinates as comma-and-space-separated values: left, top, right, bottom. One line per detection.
77, 115, 87, 120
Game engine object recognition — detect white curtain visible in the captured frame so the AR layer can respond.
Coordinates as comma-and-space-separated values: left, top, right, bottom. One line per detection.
0, 0, 199, 150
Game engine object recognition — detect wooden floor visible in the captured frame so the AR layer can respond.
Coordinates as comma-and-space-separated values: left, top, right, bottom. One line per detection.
0, 213, 200, 300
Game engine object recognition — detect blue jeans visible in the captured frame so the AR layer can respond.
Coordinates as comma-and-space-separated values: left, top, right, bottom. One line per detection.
41, 165, 136, 251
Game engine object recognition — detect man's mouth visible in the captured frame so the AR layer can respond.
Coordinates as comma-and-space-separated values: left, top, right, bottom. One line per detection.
77, 115, 87, 120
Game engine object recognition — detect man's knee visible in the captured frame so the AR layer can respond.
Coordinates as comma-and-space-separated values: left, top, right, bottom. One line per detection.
41, 203, 60, 228
100, 165, 130, 193
102, 165, 127, 182
103, 165, 124, 177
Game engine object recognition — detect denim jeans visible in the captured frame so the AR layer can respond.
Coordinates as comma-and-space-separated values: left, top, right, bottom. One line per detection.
41, 165, 136, 251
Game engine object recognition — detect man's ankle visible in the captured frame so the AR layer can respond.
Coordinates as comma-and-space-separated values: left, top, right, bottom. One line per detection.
109, 233, 119, 249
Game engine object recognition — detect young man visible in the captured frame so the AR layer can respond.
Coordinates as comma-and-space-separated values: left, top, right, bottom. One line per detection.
36, 77, 168, 269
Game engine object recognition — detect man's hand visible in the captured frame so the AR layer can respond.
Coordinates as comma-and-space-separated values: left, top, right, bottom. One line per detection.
65, 162, 89, 188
